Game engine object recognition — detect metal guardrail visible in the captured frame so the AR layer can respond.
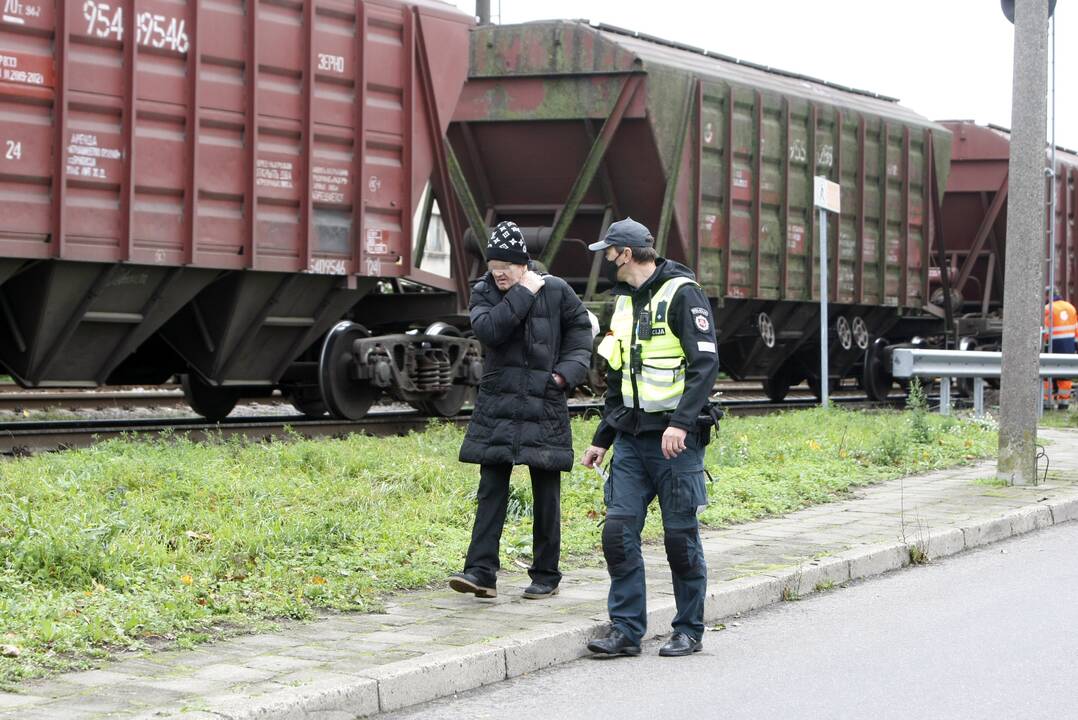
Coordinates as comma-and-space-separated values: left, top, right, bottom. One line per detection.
891, 349, 1078, 417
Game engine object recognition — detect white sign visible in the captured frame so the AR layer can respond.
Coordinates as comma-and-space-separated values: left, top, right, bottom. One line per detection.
255, 159, 294, 189
813, 176, 841, 213
312, 165, 348, 203
66, 132, 121, 180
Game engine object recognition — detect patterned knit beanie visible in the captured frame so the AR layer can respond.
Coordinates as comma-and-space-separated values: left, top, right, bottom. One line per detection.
486, 221, 528, 265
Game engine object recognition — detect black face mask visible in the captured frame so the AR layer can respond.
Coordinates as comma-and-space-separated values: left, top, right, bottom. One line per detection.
602, 251, 625, 285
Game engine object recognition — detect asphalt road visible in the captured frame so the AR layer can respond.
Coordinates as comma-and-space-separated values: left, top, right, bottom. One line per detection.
386, 522, 1078, 719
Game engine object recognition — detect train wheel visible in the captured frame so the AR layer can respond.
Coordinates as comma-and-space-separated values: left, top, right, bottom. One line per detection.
181, 373, 239, 422
285, 386, 327, 417
862, 337, 894, 402
420, 384, 473, 417
762, 363, 793, 402
805, 370, 838, 401
423, 320, 459, 338
411, 321, 470, 416
319, 321, 379, 420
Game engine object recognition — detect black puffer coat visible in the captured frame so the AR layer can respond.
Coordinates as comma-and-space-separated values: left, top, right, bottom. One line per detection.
459, 269, 593, 471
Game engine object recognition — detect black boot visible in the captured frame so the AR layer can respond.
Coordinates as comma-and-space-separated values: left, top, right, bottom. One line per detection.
522, 582, 559, 599
587, 629, 641, 656
448, 572, 497, 599
659, 632, 703, 657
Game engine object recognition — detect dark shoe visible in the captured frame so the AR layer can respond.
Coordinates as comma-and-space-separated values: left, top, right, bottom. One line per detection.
659, 632, 703, 657
448, 572, 497, 599
522, 582, 559, 599
587, 629, 641, 657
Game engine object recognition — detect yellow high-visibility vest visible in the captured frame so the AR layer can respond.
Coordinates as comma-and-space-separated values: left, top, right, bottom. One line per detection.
596, 276, 697, 413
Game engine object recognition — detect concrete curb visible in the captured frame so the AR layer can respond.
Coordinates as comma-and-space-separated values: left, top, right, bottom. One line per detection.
201, 495, 1076, 719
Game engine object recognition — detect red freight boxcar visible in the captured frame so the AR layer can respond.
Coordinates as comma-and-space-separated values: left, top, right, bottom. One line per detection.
445, 21, 953, 400
0, 0, 479, 419
938, 121, 1078, 348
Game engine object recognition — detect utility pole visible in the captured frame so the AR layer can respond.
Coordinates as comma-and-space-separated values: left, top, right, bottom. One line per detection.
475, 0, 491, 25
1047, 14, 1057, 352
997, 0, 1050, 485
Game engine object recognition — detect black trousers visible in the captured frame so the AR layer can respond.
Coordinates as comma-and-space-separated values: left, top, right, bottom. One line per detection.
463, 463, 562, 588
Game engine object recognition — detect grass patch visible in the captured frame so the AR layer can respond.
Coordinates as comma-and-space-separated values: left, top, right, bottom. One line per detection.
973, 476, 1009, 488
1039, 411, 1078, 429
0, 407, 996, 683
698, 408, 994, 525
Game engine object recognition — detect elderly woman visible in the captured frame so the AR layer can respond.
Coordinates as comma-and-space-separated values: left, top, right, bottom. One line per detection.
450, 221, 593, 600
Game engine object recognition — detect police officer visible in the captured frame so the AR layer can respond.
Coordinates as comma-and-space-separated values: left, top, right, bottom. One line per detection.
580, 218, 719, 657
1044, 289, 1078, 410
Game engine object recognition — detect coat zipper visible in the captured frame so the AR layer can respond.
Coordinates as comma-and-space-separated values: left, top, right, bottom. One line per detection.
512, 303, 531, 458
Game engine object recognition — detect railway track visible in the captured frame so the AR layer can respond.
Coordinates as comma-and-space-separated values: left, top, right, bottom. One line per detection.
0, 379, 850, 415
0, 385, 189, 412
0, 393, 904, 455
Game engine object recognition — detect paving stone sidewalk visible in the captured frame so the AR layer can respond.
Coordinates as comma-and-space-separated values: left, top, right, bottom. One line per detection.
4, 429, 1078, 719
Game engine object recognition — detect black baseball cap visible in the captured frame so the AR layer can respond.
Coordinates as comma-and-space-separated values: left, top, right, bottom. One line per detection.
587, 217, 654, 251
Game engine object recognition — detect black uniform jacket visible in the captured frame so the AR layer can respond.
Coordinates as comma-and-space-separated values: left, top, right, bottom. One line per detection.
459, 267, 593, 471
591, 258, 720, 449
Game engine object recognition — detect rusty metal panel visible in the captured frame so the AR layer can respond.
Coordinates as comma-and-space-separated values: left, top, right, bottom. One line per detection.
0, 0, 471, 280
448, 20, 950, 313
940, 120, 1078, 313
696, 81, 726, 295
690, 77, 941, 309
468, 21, 639, 79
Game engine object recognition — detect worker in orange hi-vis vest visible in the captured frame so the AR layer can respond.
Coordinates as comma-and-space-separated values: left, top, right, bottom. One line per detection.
1043, 291, 1078, 410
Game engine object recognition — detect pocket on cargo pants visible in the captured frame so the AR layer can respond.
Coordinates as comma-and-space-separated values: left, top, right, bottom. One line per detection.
669, 470, 708, 514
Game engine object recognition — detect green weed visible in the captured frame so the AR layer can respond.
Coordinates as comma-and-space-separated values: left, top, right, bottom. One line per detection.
908, 544, 929, 565
875, 430, 906, 465
907, 379, 934, 444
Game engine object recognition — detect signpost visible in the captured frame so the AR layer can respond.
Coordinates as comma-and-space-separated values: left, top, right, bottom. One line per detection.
814, 176, 841, 408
